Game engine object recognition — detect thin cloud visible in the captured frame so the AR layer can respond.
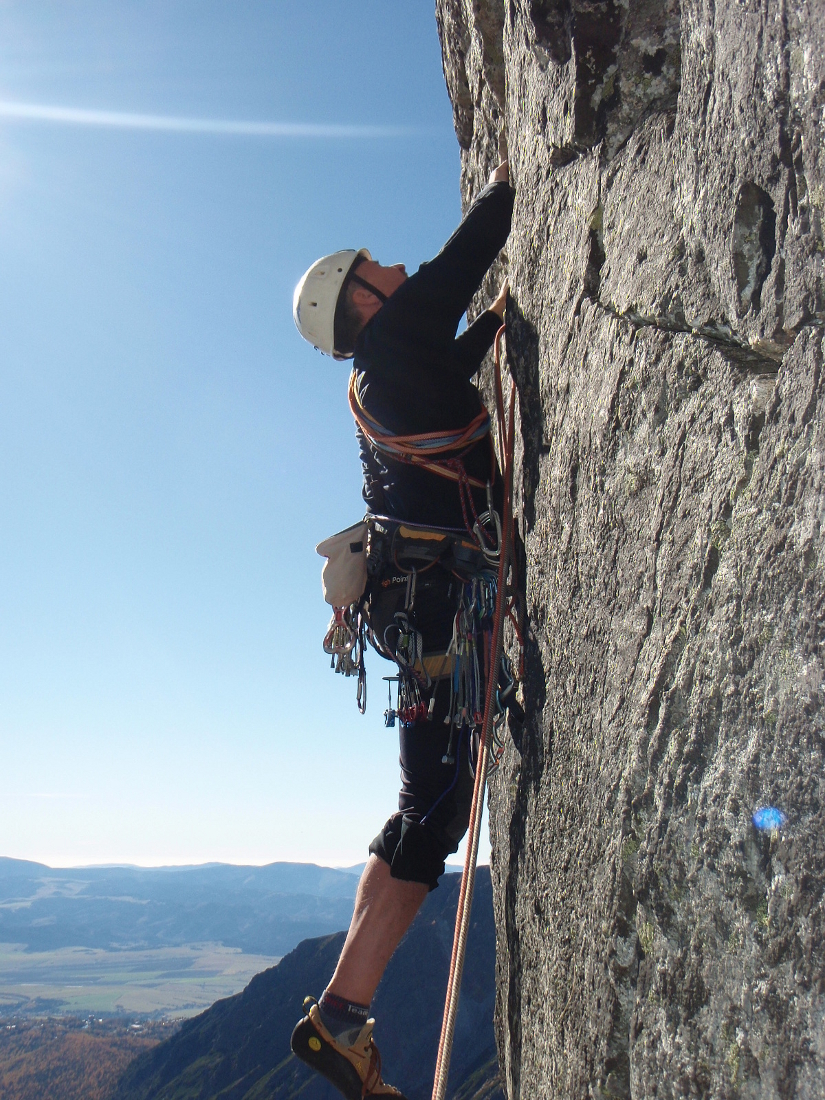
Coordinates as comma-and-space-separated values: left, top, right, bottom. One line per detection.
3, 792, 83, 799
0, 100, 421, 138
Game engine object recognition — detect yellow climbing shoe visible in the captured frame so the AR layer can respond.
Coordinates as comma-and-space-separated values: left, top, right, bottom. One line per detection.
290, 998, 408, 1099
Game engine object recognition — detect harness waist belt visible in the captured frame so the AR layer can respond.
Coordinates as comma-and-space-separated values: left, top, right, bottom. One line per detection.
367, 517, 494, 579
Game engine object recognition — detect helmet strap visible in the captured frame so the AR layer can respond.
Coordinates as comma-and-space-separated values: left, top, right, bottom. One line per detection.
348, 271, 388, 304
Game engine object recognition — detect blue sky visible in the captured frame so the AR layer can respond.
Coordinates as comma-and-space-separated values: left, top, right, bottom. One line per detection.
0, 2, 491, 867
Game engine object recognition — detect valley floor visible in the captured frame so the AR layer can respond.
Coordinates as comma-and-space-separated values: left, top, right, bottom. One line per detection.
0, 942, 281, 1018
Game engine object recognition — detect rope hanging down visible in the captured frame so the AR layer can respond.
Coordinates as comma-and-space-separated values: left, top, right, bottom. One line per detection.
431, 324, 518, 1100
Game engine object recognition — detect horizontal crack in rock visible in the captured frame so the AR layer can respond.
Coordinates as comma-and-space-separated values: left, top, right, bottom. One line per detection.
595, 302, 825, 371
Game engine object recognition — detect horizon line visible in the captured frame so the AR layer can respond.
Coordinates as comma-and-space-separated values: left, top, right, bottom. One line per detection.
0, 854, 478, 871
0, 99, 433, 139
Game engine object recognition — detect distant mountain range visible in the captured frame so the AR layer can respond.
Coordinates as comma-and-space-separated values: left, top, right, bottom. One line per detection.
111, 869, 501, 1100
0, 858, 361, 956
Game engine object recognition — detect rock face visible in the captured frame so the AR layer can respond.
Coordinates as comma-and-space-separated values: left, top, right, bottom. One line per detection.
436, 2, 824, 1097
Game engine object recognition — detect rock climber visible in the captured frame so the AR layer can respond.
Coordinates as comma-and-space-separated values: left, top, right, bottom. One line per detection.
289, 153, 513, 1100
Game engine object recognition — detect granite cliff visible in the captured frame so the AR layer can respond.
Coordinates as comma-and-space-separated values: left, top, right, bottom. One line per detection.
435, 2, 824, 1097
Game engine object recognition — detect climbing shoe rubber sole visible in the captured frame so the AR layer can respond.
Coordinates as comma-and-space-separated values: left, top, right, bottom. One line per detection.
290, 1009, 408, 1100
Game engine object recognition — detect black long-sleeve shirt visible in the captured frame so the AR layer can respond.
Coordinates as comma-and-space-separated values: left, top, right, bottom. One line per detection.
352, 180, 514, 529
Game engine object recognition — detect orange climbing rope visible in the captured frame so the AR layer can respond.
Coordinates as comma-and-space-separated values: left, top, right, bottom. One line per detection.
348, 370, 495, 491
431, 324, 517, 1100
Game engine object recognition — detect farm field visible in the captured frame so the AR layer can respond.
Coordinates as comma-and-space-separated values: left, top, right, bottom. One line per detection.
0, 942, 280, 1018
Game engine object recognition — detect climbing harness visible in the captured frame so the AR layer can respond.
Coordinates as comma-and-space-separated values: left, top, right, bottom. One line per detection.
370, 527, 489, 736
318, 340, 516, 721
431, 323, 519, 1100
348, 368, 504, 556
318, 507, 504, 710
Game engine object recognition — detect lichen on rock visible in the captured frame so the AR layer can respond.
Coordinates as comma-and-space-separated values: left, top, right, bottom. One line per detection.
436, 1, 824, 1096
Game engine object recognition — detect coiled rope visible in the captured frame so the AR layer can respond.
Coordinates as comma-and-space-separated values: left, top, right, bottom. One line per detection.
348, 371, 494, 491
431, 324, 516, 1100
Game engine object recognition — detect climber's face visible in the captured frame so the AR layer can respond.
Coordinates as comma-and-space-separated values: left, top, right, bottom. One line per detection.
355, 260, 408, 300
349, 260, 408, 325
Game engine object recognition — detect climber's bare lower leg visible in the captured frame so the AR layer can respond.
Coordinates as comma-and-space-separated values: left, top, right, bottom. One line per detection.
326, 854, 428, 1006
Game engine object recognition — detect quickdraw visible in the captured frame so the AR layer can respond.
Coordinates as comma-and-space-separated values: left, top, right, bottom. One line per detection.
440, 573, 498, 764
322, 605, 367, 714
490, 652, 522, 772
381, 608, 433, 727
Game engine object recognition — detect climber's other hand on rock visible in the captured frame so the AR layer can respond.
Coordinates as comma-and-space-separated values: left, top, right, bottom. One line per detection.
490, 277, 509, 319
490, 159, 509, 185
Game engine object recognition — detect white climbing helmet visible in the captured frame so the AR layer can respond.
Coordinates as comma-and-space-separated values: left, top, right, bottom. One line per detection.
293, 248, 371, 359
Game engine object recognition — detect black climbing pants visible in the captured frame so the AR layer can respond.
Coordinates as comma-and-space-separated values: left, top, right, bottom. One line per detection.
369, 667, 478, 892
